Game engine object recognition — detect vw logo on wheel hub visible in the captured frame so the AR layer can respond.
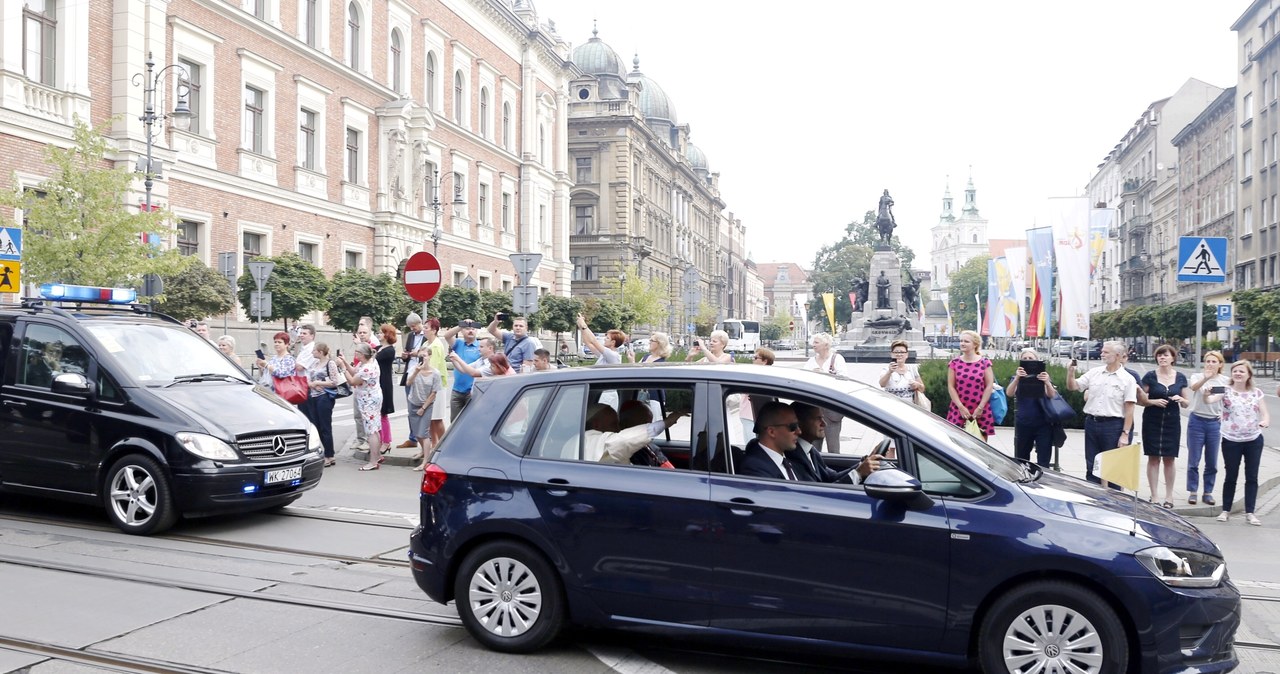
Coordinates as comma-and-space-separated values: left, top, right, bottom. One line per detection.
272, 435, 288, 456
1044, 643, 1061, 658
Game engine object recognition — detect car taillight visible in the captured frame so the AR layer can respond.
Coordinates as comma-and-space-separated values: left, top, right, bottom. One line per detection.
421, 464, 447, 494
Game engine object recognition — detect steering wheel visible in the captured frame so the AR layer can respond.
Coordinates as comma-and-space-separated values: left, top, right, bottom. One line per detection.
872, 437, 899, 470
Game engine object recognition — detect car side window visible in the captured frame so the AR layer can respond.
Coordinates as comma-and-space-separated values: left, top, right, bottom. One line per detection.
914, 449, 984, 497
20, 324, 88, 390
527, 385, 587, 461
494, 386, 551, 454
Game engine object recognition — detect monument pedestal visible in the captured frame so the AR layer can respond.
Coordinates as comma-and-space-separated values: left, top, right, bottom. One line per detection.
837, 249, 929, 362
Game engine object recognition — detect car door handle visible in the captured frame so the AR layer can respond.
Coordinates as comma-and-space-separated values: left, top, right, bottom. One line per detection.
542, 477, 572, 496
720, 496, 763, 516
2, 400, 26, 408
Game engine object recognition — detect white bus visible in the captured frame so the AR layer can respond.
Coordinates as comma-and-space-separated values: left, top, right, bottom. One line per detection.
720, 319, 760, 354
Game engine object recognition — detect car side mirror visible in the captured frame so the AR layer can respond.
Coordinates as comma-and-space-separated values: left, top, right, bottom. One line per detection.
51, 372, 92, 397
863, 468, 934, 511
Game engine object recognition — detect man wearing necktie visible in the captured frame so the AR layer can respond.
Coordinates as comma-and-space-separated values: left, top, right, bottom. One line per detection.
789, 402, 881, 483
738, 402, 811, 480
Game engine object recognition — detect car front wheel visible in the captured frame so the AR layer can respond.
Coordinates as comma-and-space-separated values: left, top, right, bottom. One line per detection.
978, 580, 1128, 674
453, 541, 565, 653
103, 454, 178, 535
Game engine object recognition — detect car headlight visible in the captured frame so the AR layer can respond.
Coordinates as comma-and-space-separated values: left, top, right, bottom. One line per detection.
175, 432, 240, 461
307, 423, 322, 453
1135, 546, 1226, 588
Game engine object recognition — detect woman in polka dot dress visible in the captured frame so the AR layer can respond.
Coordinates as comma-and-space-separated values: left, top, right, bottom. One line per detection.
946, 330, 995, 439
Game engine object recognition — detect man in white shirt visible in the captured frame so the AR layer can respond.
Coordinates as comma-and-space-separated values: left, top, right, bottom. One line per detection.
294, 324, 317, 372
1067, 340, 1137, 485
582, 403, 685, 464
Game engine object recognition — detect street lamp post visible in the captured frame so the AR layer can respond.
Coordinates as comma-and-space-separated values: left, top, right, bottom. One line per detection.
429, 169, 466, 257
803, 300, 811, 358
133, 52, 193, 213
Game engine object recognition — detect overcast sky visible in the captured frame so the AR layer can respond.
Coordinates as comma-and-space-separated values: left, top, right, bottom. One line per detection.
535, 0, 1243, 271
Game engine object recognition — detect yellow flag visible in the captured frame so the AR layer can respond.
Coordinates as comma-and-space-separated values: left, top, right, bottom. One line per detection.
1097, 443, 1142, 492
822, 292, 836, 334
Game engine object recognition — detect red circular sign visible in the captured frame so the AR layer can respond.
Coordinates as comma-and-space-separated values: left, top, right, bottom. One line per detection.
403, 252, 442, 302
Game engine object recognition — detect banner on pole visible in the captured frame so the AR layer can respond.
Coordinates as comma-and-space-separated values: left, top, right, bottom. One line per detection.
1049, 197, 1091, 337
1089, 209, 1116, 279
1005, 247, 1028, 337
1027, 227, 1055, 337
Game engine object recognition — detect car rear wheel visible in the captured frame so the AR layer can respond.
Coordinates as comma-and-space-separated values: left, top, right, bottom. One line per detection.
103, 454, 178, 535
978, 580, 1127, 674
454, 541, 565, 653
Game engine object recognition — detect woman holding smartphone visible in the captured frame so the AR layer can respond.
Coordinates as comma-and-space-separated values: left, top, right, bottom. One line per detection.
1219, 360, 1270, 525
878, 340, 924, 403
1185, 351, 1229, 506
1140, 345, 1188, 508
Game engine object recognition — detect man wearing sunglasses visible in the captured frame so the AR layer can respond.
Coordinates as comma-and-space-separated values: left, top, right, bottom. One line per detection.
738, 402, 815, 480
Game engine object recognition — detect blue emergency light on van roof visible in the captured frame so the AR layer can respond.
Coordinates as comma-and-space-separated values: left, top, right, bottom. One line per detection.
39, 283, 137, 304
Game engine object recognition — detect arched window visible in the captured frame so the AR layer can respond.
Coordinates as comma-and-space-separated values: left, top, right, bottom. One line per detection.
502, 102, 512, 149
346, 2, 361, 70
454, 70, 464, 124
389, 29, 403, 93
425, 52, 436, 108
480, 88, 490, 138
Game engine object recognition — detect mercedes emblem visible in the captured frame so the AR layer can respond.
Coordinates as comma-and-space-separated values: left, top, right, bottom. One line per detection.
272, 435, 288, 456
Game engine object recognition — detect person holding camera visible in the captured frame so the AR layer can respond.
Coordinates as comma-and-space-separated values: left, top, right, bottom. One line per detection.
487, 312, 537, 373
689, 330, 734, 364
1185, 351, 1228, 506
1005, 348, 1058, 467
577, 314, 625, 365
878, 340, 924, 403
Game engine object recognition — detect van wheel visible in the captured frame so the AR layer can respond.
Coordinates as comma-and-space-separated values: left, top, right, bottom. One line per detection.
978, 581, 1127, 674
453, 541, 565, 653
103, 455, 177, 535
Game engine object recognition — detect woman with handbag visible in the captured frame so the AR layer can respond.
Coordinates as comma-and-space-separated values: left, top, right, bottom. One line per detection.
256, 331, 305, 406
879, 340, 925, 403
338, 343, 384, 471
1005, 348, 1059, 467
946, 330, 995, 440
304, 343, 340, 467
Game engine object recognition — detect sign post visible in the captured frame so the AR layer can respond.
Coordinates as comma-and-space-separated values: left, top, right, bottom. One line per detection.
247, 261, 275, 362
1176, 236, 1228, 365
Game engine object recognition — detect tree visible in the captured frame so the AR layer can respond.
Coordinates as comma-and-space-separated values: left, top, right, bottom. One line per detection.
477, 289, 513, 325
1234, 288, 1280, 349
530, 294, 581, 337
693, 301, 718, 336
0, 117, 187, 287
425, 285, 482, 328
154, 258, 234, 321
580, 296, 634, 334
600, 275, 669, 332
947, 254, 990, 332
761, 311, 792, 342
326, 268, 406, 332
236, 252, 330, 328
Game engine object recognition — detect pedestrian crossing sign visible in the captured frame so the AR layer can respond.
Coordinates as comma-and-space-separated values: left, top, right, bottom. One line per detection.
1176, 236, 1227, 283
0, 227, 21, 261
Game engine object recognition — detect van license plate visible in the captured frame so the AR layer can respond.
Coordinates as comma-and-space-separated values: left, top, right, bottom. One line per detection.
265, 466, 303, 484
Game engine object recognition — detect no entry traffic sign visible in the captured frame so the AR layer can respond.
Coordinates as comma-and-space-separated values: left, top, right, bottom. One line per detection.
403, 252, 442, 302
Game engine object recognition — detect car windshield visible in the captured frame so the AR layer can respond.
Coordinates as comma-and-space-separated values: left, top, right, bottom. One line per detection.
851, 387, 1025, 482
84, 323, 250, 386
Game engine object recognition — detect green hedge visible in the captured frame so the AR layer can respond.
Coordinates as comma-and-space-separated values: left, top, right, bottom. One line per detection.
918, 358, 1085, 429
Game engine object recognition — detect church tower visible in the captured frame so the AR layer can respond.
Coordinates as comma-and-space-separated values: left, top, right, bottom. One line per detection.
929, 170, 989, 306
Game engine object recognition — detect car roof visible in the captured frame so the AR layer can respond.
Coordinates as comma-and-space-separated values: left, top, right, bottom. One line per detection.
472, 363, 873, 395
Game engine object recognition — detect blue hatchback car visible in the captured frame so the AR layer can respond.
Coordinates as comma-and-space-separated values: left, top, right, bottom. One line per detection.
409, 365, 1239, 673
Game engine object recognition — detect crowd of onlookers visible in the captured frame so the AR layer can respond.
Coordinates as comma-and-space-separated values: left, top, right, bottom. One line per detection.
923, 331, 1271, 528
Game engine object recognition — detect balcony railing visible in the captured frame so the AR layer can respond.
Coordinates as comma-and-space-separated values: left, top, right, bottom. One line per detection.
1125, 214, 1152, 233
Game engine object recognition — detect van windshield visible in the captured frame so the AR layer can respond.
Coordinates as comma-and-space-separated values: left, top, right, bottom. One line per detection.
84, 323, 250, 385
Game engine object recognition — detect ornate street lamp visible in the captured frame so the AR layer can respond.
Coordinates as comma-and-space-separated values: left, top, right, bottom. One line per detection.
133, 52, 193, 212
429, 169, 466, 256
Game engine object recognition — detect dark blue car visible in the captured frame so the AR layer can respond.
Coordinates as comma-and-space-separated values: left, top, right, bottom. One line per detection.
409, 365, 1239, 673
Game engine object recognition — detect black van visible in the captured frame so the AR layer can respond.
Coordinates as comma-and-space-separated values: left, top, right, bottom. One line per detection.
0, 289, 323, 534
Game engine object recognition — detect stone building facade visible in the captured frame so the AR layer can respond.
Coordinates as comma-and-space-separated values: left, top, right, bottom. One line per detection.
929, 175, 987, 306
1, 0, 575, 319
565, 29, 759, 335
1170, 87, 1236, 307
1233, 1, 1280, 292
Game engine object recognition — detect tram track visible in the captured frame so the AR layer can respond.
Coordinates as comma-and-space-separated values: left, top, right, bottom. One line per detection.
0, 509, 413, 569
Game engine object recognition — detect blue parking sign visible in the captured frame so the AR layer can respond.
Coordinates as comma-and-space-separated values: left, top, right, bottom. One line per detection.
1217, 304, 1232, 322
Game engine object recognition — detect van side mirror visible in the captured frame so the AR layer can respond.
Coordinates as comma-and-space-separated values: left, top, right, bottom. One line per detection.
863, 468, 935, 511
51, 372, 91, 397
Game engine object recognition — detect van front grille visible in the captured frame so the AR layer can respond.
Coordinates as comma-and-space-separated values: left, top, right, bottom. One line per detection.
236, 430, 309, 461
